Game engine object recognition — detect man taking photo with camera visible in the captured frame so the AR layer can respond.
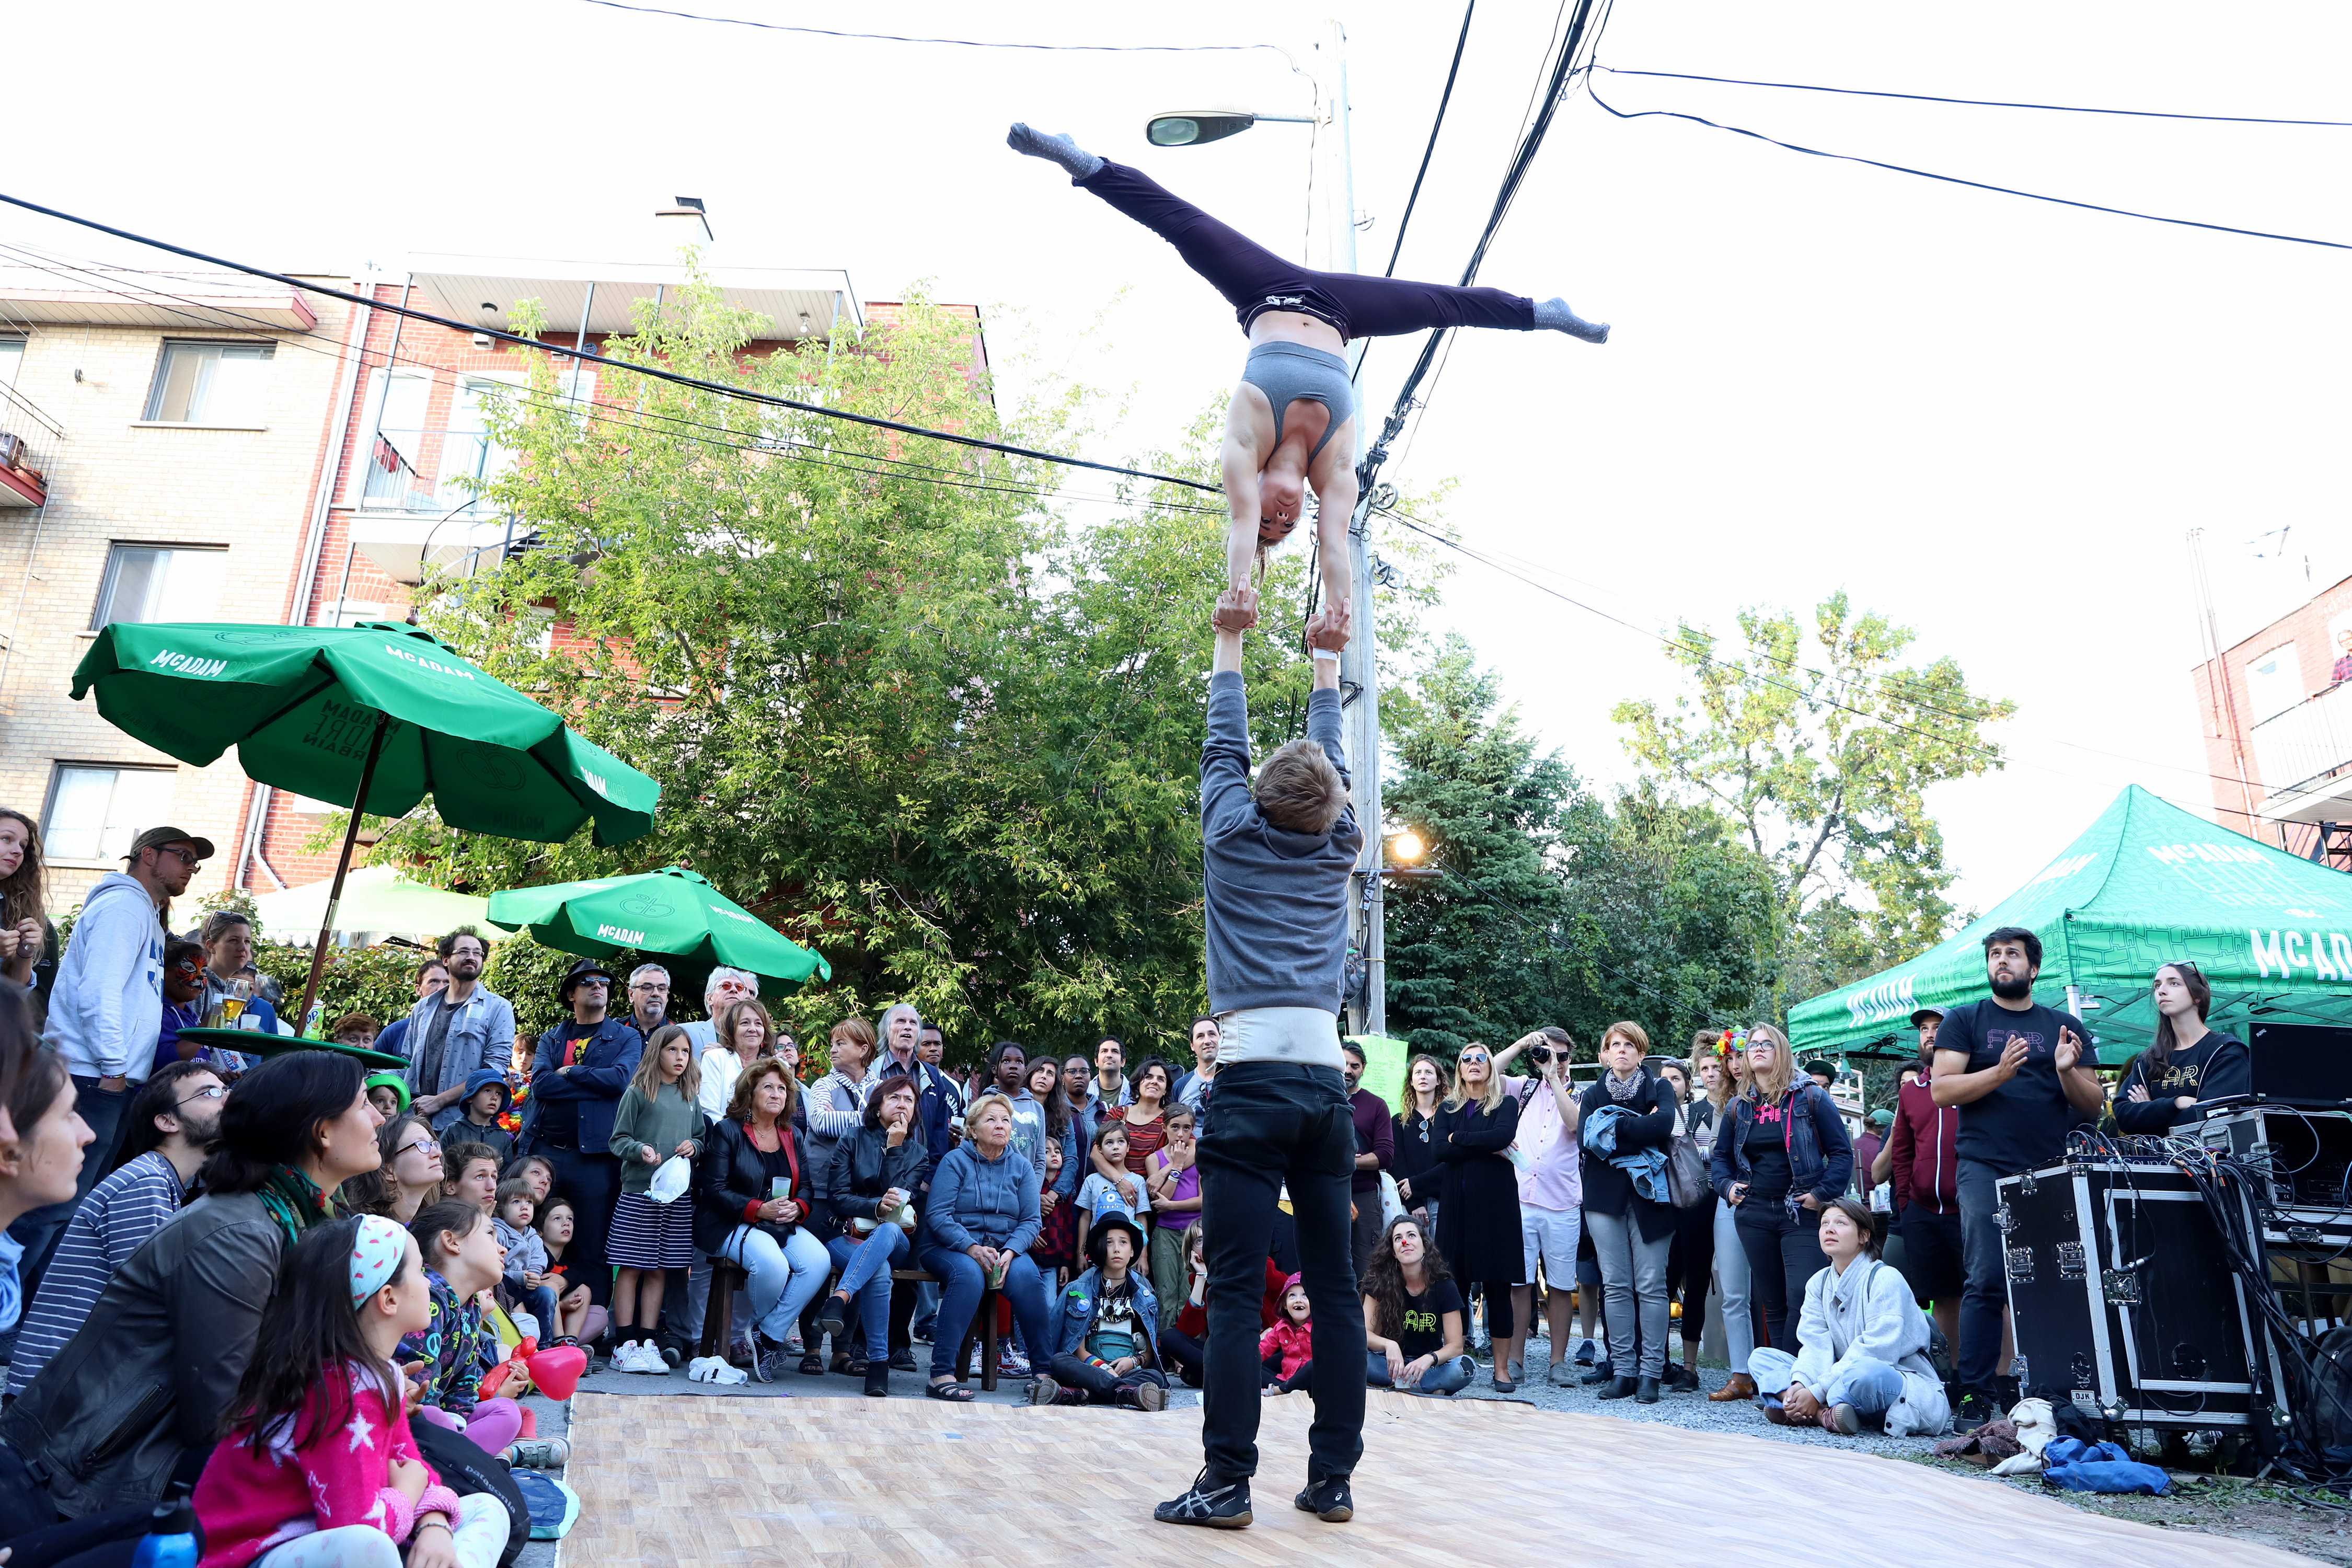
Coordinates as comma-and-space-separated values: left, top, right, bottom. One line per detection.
1492, 1027, 1583, 1390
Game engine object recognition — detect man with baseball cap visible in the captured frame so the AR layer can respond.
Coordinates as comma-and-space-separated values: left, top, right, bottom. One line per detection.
9, 826, 211, 1306
520, 959, 641, 1310
1880, 1004, 1962, 1373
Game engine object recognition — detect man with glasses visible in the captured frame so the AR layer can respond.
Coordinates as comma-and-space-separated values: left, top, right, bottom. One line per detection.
622, 963, 673, 1041
375, 956, 451, 1060
6, 1061, 225, 1398
681, 967, 759, 1050
1930, 927, 2102, 1425
402, 927, 518, 1134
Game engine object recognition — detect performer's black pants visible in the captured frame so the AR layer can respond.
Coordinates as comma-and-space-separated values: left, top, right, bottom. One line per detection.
1078, 161, 1535, 339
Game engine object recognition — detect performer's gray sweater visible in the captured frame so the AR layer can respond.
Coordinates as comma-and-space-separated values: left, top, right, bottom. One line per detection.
1200, 671, 1362, 1021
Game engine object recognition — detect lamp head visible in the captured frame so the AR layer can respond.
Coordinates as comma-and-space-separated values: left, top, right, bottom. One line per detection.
1146, 112, 1259, 147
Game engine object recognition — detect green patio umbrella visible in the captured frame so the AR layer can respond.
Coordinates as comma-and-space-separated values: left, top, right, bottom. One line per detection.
487, 866, 828, 990
71, 620, 661, 1021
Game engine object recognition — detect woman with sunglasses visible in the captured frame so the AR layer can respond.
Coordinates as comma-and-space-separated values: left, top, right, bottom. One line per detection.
1433, 1044, 1525, 1390
2114, 962, 2251, 1132
1708, 1023, 1853, 1360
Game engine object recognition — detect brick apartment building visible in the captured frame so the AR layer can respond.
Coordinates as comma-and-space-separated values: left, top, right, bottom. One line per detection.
2189, 569, 2352, 866
0, 249, 988, 919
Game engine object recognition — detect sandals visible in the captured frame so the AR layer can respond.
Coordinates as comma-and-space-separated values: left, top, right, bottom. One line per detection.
925, 1380, 977, 1402
799, 1352, 826, 1376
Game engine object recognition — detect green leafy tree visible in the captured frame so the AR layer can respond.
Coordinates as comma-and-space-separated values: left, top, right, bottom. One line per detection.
1383, 638, 1779, 1058
1610, 594, 2013, 996
367, 277, 1440, 1066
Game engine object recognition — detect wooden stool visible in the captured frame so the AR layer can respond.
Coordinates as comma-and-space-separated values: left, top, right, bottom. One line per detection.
698, 1258, 751, 1362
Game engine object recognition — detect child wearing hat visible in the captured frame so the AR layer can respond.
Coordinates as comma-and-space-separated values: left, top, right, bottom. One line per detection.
1032, 1212, 1169, 1410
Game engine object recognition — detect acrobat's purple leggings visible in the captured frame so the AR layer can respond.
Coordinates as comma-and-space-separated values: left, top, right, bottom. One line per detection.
1076, 161, 1535, 340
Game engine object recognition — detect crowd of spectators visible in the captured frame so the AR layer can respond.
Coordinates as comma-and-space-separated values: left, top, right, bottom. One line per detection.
0, 802, 2256, 1557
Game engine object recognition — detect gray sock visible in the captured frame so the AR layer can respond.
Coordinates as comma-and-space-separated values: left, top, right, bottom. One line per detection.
1533, 297, 1609, 343
1007, 123, 1104, 181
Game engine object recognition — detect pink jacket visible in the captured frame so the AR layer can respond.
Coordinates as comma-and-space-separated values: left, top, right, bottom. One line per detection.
195, 1362, 462, 1568
1259, 1320, 1314, 1381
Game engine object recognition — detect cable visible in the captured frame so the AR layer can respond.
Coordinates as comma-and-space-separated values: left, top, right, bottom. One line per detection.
1590, 66, 2352, 129
0, 190, 1227, 492
1582, 78, 2352, 253
571, 0, 1302, 56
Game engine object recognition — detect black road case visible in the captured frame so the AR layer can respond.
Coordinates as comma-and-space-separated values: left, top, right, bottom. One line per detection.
1997, 1157, 2284, 1428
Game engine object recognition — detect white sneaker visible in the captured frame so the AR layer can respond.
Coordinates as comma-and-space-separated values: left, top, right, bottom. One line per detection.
619, 1341, 656, 1374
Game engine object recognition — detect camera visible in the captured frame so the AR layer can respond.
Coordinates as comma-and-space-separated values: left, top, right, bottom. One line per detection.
1525, 1043, 1554, 1067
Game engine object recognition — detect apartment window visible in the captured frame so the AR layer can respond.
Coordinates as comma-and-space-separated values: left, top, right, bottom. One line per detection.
42, 765, 177, 862
0, 335, 21, 420
89, 544, 227, 630
2246, 643, 2303, 723
144, 340, 274, 425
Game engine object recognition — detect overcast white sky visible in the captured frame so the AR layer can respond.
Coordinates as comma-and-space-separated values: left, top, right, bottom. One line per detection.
13, 0, 2351, 914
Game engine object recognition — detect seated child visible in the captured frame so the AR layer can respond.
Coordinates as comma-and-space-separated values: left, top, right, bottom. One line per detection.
535, 1195, 606, 1346
493, 1180, 558, 1342
1033, 1214, 1168, 1410
401, 1201, 524, 1458
1074, 1122, 1147, 1262
195, 1214, 509, 1567
364, 1070, 411, 1122
1260, 1276, 1314, 1394
444, 1070, 515, 1162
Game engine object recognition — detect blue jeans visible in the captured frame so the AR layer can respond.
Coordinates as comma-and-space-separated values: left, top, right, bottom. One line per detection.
917, 1245, 1056, 1383
1366, 1350, 1474, 1396
1196, 1060, 1363, 1484
824, 1226, 910, 1361
721, 1224, 832, 1341
1956, 1156, 2009, 1394
519, 1284, 559, 1336
1750, 1345, 1903, 1422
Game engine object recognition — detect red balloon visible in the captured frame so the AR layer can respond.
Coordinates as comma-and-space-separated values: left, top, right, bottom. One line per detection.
526, 1345, 587, 1401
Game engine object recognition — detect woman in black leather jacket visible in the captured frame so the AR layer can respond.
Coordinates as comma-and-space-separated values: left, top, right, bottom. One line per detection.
694, 1059, 832, 1380
814, 1077, 927, 1396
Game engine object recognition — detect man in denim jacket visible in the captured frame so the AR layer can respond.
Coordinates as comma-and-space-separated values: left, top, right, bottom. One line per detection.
402, 927, 517, 1133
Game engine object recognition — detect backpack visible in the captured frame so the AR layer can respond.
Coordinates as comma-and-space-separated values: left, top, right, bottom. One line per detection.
513, 1470, 581, 1540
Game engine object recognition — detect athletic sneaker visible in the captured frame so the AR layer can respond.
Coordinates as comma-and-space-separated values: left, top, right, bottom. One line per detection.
997, 1345, 1032, 1378
612, 1340, 645, 1373
505, 1438, 571, 1469
1955, 1391, 1999, 1428
1823, 1402, 1861, 1435
745, 1324, 771, 1383
1154, 1469, 1253, 1529
1294, 1474, 1354, 1523
1573, 1338, 1599, 1366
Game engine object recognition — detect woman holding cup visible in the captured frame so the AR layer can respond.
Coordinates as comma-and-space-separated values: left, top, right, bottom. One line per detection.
817, 1076, 927, 1396
696, 1058, 829, 1381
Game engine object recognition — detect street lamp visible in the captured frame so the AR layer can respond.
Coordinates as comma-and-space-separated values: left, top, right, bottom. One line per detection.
1391, 829, 1424, 863
1144, 111, 1313, 147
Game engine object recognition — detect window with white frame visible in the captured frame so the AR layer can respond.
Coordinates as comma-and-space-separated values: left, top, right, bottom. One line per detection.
42, 764, 177, 861
89, 544, 227, 630
2246, 643, 2304, 723
0, 335, 22, 423
144, 340, 275, 425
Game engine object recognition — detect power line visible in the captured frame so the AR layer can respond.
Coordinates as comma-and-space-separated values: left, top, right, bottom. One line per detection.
0, 190, 1227, 492
0, 240, 1216, 518
1381, 511, 2297, 814
1590, 65, 2352, 129
1582, 78, 2352, 253
571, 0, 1301, 56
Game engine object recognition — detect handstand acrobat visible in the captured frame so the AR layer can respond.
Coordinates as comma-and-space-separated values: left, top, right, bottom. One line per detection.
1010, 124, 1607, 631
1154, 596, 1368, 1531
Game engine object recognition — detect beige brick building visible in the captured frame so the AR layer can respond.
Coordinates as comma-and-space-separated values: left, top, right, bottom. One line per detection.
0, 263, 359, 913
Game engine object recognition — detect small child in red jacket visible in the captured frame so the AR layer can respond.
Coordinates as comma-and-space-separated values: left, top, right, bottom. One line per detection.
195, 1214, 510, 1568
1259, 1275, 1315, 1394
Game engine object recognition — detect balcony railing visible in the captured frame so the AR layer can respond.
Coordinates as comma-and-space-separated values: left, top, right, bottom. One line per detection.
2253, 678, 2352, 801
359, 428, 510, 515
0, 385, 64, 509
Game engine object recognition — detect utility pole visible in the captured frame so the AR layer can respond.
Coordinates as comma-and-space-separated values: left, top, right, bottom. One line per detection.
1315, 21, 1387, 1040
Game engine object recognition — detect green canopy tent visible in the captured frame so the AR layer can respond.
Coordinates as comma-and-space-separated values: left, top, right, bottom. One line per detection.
1790, 786, 2352, 1066
486, 866, 828, 993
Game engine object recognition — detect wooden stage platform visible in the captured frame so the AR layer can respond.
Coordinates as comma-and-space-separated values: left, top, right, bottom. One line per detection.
561, 1390, 2315, 1566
